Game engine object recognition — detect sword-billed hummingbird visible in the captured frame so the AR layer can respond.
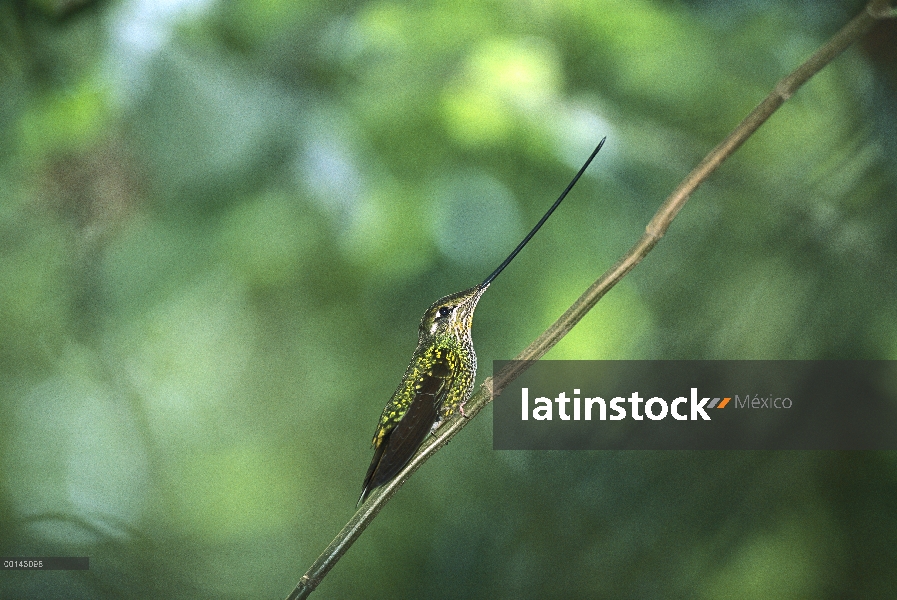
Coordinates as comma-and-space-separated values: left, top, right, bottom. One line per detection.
359, 138, 606, 505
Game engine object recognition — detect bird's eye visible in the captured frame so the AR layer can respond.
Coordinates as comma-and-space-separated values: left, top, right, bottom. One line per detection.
438, 306, 452, 318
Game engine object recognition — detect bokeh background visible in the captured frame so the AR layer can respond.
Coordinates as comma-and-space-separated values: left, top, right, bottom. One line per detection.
2, 0, 896, 598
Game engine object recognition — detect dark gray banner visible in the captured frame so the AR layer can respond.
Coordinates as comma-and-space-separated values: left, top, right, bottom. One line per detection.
492, 361, 897, 450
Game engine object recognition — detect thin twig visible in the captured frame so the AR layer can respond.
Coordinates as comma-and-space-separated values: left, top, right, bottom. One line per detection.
284, 2, 895, 597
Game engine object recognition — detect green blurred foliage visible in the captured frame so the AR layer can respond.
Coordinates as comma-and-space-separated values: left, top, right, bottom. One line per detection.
1, 0, 896, 598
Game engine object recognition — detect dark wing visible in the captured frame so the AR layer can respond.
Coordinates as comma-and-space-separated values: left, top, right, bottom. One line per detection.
358, 351, 455, 505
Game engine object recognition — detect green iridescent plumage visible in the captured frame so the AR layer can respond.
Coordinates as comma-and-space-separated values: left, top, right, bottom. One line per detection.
359, 138, 605, 506
359, 285, 486, 505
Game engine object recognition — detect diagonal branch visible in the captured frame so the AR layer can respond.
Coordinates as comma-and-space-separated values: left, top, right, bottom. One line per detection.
285, 2, 896, 597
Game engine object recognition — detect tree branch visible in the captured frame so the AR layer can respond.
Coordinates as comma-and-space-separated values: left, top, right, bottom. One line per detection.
284, 2, 896, 597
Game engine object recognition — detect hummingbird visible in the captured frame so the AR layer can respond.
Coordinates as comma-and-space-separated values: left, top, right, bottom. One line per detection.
358, 138, 606, 506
